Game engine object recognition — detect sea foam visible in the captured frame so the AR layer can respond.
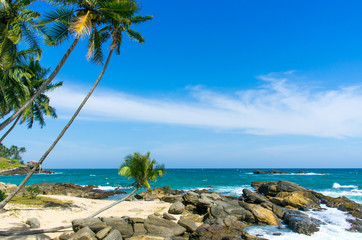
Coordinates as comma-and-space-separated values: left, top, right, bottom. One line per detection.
333, 183, 358, 189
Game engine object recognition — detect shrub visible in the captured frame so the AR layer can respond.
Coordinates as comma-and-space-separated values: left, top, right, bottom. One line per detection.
0, 190, 6, 201
24, 186, 41, 199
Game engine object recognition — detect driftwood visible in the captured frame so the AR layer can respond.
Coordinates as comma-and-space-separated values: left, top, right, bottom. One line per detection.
0, 188, 137, 236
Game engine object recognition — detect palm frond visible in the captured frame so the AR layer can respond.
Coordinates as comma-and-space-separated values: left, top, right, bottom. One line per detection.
70, 11, 92, 38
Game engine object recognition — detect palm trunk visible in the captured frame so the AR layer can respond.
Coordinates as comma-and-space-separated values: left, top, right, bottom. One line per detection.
0, 37, 80, 132
0, 49, 113, 209
87, 187, 138, 218
0, 113, 22, 143
0, 187, 137, 236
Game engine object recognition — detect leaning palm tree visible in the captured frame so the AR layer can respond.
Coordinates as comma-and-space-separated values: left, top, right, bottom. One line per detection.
0, 9, 152, 210
0, 152, 165, 236
0, 0, 138, 132
0, 60, 62, 143
89, 152, 166, 218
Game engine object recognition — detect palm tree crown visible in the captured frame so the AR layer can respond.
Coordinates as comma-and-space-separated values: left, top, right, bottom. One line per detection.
119, 152, 166, 191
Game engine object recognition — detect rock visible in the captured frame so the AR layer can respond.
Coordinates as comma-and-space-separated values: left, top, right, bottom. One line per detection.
183, 191, 200, 205
190, 222, 244, 240
253, 170, 290, 174
169, 202, 185, 214
69, 226, 96, 240
347, 218, 362, 233
319, 195, 362, 219
59, 232, 75, 240
161, 195, 183, 203
209, 200, 255, 223
128, 236, 165, 240
103, 229, 122, 240
95, 226, 112, 239
0, 161, 55, 176
163, 212, 177, 220
31, 182, 126, 199
72, 218, 102, 232
135, 186, 185, 200
239, 202, 281, 225
0, 182, 17, 194
283, 212, 320, 236
240, 232, 269, 240
178, 219, 197, 232
256, 181, 306, 197
241, 189, 268, 204
102, 217, 133, 238
26, 217, 40, 228
144, 215, 186, 237
273, 191, 320, 209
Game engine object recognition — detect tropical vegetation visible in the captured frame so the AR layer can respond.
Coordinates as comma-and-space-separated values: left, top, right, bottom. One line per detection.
88, 152, 166, 218
0, 143, 26, 165
0, 0, 153, 210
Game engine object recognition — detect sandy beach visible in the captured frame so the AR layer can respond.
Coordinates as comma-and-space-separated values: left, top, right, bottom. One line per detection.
0, 195, 173, 240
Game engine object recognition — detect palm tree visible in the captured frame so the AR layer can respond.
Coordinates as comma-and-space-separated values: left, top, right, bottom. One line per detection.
0, 0, 138, 132
0, 8, 152, 210
0, 0, 42, 69
0, 60, 62, 143
88, 152, 166, 218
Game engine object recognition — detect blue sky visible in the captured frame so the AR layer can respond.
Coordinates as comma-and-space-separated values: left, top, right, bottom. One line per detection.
4, 0, 362, 168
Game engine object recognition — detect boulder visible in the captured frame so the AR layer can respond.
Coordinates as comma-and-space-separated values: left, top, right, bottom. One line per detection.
190, 222, 244, 240
161, 195, 183, 203
319, 196, 362, 219
239, 202, 281, 225
26, 217, 40, 228
256, 181, 306, 197
169, 202, 185, 214
178, 219, 197, 232
144, 215, 186, 237
72, 218, 102, 232
102, 217, 134, 238
283, 212, 320, 236
128, 236, 165, 240
210, 200, 254, 223
95, 226, 113, 240
241, 189, 268, 204
273, 191, 320, 209
103, 229, 122, 240
163, 212, 177, 220
59, 232, 75, 240
69, 226, 96, 240
183, 191, 200, 205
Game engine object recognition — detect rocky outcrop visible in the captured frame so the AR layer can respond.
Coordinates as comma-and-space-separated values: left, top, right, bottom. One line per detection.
31, 182, 126, 199
253, 170, 308, 174
135, 186, 185, 201
56, 180, 362, 240
0, 161, 54, 175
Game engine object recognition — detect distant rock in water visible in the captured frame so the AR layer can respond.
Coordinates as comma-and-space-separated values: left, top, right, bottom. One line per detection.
0, 161, 54, 176
253, 170, 308, 174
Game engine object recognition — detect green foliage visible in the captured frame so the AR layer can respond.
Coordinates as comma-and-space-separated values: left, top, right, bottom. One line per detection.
0, 189, 6, 201
119, 152, 166, 191
23, 186, 41, 199
0, 143, 26, 161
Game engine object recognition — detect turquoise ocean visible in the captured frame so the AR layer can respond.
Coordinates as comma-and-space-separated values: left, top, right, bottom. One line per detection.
1, 168, 362, 240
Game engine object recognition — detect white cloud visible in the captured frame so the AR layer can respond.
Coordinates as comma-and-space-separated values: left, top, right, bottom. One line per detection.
49, 73, 362, 138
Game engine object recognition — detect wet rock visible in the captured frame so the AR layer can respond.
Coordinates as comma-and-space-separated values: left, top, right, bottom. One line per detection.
144, 215, 186, 237
169, 202, 185, 214
240, 232, 269, 240
347, 218, 362, 233
26, 217, 40, 228
319, 196, 362, 219
283, 212, 320, 236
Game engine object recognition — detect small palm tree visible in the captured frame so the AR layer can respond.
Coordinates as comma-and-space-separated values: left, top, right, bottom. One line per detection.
88, 152, 166, 218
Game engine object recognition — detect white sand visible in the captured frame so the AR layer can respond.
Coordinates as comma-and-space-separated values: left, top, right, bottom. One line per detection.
0, 195, 173, 240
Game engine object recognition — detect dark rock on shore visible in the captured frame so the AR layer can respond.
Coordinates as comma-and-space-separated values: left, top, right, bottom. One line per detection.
253, 170, 308, 175
283, 211, 320, 236
0, 161, 54, 176
32, 182, 126, 199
